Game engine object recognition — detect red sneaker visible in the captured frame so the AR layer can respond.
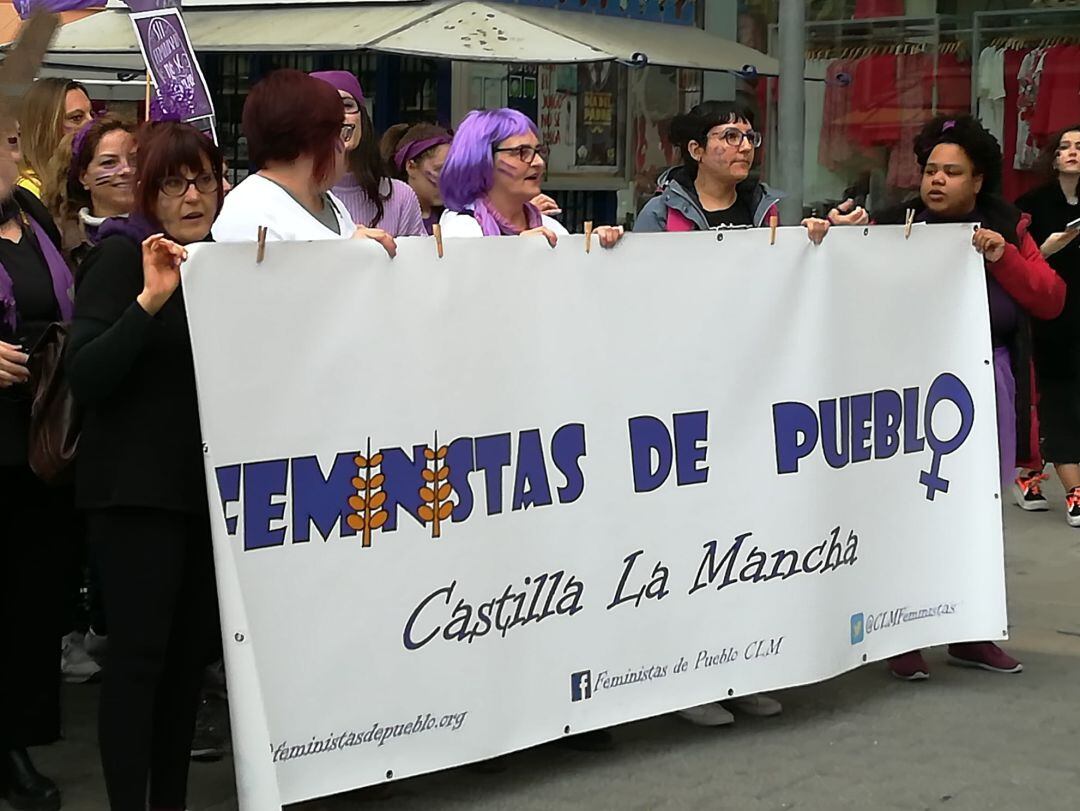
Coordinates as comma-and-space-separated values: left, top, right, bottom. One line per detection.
946, 642, 1023, 674
887, 650, 930, 680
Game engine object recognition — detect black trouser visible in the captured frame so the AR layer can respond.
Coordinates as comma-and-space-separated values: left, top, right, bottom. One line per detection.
0, 465, 62, 748
89, 507, 221, 811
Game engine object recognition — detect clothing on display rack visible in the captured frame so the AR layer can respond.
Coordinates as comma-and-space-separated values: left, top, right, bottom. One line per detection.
814, 45, 971, 193
976, 34, 1080, 199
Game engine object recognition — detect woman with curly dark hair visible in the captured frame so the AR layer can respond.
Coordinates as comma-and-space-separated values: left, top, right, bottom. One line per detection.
1013, 126, 1080, 523
875, 115, 1065, 681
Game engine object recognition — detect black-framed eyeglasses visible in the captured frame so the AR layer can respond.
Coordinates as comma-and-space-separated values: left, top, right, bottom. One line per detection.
493, 144, 550, 164
709, 128, 763, 148
341, 97, 361, 114
341, 123, 356, 142
160, 172, 218, 197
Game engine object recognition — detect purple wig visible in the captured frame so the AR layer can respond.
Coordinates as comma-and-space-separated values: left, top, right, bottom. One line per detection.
439, 108, 538, 212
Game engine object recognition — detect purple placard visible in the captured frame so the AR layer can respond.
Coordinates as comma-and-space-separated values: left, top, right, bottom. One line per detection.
14, 0, 104, 21
125, 2, 217, 140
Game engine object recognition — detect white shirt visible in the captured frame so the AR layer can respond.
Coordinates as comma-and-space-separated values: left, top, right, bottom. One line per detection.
438, 208, 569, 238
212, 174, 357, 243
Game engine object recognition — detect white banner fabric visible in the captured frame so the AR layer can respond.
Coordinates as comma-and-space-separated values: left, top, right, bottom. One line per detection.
181, 225, 1007, 809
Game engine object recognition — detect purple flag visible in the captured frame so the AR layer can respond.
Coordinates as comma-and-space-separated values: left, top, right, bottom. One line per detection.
14, 0, 103, 21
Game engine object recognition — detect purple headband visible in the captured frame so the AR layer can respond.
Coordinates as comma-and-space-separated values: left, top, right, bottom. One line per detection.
68, 120, 95, 185
394, 135, 452, 171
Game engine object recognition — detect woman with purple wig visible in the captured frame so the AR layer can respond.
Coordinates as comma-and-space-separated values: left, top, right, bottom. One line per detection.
438, 108, 622, 248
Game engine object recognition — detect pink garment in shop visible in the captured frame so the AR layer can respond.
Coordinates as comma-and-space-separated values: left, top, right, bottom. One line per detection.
848, 54, 902, 148
887, 52, 933, 191
854, 0, 904, 18
1030, 45, 1080, 141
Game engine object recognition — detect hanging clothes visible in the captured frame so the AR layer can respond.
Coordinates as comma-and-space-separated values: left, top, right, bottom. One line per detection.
849, 53, 903, 148
1015, 48, 1048, 170
887, 52, 933, 190
1030, 44, 1080, 142
977, 46, 1007, 147
1002, 48, 1039, 202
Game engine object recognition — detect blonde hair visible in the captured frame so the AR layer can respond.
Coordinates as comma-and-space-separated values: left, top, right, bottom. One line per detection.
18, 78, 87, 181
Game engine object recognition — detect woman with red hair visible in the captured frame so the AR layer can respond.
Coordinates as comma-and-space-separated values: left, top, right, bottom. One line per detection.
212, 69, 394, 255
67, 122, 226, 811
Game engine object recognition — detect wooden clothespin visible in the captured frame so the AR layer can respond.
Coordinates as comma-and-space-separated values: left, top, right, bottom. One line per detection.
256, 226, 267, 263
904, 208, 915, 239
584, 221, 594, 254
769, 214, 778, 245
432, 223, 444, 259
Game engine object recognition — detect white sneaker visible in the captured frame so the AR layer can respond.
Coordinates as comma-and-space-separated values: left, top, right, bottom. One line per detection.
724, 693, 783, 717
61, 632, 102, 684
677, 702, 735, 727
1067, 487, 1080, 528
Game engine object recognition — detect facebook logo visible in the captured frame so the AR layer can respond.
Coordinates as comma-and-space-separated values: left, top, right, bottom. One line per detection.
570, 670, 592, 702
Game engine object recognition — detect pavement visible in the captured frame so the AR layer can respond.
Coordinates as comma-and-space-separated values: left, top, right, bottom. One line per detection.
19, 478, 1080, 811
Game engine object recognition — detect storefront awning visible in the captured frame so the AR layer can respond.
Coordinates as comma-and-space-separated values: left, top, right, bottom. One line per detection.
42, 0, 779, 75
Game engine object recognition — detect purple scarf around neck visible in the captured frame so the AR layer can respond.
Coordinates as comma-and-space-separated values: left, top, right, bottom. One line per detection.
471, 198, 543, 236
0, 208, 74, 334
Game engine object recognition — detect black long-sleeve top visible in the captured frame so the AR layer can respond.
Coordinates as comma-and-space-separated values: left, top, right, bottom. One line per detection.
0, 189, 63, 467
66, 233, 207, 514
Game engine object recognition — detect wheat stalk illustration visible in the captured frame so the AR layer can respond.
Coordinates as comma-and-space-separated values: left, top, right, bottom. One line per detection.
418, 430, 455, 539
346, 438, 388, 547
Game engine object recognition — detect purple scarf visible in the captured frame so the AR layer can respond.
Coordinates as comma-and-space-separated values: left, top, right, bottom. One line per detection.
98, 212, 156, 245
0, 212, 74, 334
471, 198, 543, 237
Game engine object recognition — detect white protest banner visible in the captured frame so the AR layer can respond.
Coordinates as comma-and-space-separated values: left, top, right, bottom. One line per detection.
181, 225, 1007, 809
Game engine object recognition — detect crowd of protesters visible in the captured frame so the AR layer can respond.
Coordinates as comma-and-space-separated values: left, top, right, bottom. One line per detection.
0, 64, 1075, 810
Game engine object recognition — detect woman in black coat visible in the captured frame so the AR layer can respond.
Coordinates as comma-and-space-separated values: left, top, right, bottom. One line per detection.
0, 115, 71, 811
1014, 125, 1080, 525
67, 122, 224, 811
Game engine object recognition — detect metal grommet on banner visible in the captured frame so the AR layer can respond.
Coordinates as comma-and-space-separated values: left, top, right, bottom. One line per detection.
234, 632, 245, 643
769, 214, 778, 245
716, 232, 724, 242
563, 725, 570, 734
904, 208, 915, 239
863, 227, 869, 236
385, 770, 394, 780
432, 223, 444, 259
584, 221, 594, 254
727, 688, 734, 697
256, 226, 267, 264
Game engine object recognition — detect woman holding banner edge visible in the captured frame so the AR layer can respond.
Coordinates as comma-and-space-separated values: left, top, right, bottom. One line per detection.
872, 115, 1064, 681
67, 122, 225, 811
212, 69, 396, 255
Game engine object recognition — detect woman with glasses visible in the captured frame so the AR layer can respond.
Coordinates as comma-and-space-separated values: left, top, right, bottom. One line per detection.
438, 107, 621, 247
212, 70, 395, 255
636, 102, 777, 233
635, 101, 864, 242
310, 71, 426, 238
66, 122, 226, 811
17, 77, 93, 199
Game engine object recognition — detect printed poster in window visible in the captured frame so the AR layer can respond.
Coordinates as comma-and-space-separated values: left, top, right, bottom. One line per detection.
576, 63, 619, 168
